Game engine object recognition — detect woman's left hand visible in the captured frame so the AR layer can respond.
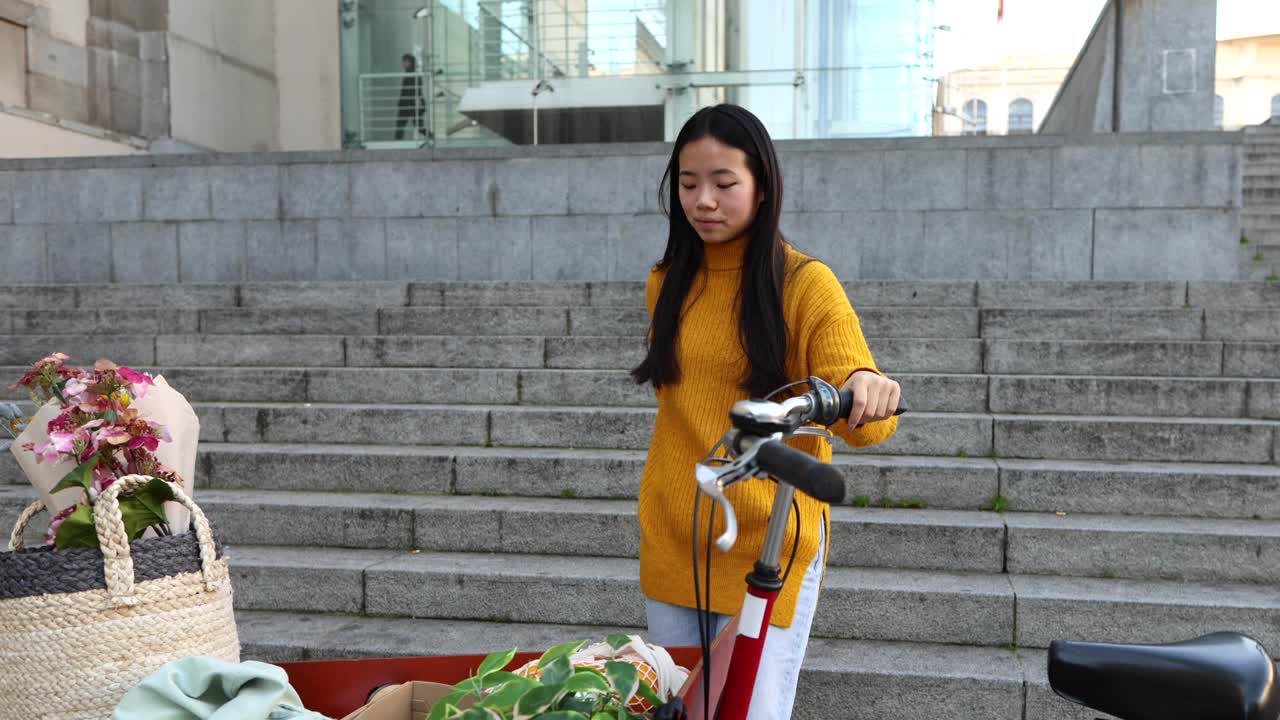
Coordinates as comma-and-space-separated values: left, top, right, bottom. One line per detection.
842, 370, 901, 430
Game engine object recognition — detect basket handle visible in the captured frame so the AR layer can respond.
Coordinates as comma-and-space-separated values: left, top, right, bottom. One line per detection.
8, 500, 48, 552
7, 475, 221, 606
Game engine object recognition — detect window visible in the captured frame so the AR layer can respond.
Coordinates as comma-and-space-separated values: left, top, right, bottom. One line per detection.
963, 99, 987, 136
1008, 98, 1034, 134
0, 19, 26, 108
1214, 95, 1223, 129
1272, 94, 1280, 120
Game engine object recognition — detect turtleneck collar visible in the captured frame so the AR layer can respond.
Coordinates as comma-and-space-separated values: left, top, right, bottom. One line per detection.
702, 234, 748, 271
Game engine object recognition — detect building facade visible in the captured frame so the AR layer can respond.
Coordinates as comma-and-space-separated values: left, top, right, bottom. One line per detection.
937, 35, 1280, 136
337, 0, 939, 148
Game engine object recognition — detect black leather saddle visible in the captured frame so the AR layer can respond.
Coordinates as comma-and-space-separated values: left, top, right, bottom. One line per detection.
1049, 633, 1279, 720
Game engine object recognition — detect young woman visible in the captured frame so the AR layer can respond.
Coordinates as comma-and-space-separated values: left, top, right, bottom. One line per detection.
631, 104, 901, 719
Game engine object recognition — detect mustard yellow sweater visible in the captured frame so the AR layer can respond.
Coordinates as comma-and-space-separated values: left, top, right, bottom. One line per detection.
638, 236, 898, 628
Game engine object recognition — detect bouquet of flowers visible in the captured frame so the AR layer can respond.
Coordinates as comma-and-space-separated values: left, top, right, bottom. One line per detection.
4, 353, 200, 548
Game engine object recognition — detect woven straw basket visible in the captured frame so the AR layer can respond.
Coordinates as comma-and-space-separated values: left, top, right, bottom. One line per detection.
0, 475, 240, 719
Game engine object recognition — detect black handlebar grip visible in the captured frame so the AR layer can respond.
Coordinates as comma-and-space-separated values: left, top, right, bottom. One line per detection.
754, 441, 846, 504
838, 389, 908, 421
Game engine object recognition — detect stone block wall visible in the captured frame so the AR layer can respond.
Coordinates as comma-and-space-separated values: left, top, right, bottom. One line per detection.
0, 132, 1245, 283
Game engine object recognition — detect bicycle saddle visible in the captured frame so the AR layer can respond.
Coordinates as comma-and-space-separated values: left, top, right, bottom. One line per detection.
1049, 633, 1279, 720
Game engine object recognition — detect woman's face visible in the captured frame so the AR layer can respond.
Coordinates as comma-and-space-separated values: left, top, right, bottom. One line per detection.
677, 136, 762, 245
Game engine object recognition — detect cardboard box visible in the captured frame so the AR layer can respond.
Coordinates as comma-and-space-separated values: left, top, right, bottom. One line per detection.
339, 682, 475, 720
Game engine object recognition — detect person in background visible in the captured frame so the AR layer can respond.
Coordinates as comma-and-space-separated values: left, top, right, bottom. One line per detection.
395, 53, 425, 140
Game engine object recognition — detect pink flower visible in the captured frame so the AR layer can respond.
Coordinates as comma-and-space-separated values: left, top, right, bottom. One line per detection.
27, 440, 63, 464
45, 504, 78, 545
116, 367, 154, 398
150, 421, 171, 443
62, 378, 88, 400
47, 431, 77, 454
128, 435, 160, 452
90, 465, 117, 498
97, 426, 132, 446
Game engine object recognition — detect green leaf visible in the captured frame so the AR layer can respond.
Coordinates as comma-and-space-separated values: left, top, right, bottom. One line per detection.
479, 670, 527, 690
53, 504, 97, 549
635, 678, 663, 708
562, 672, 610, 695
533, 712, 590, 720
438, 690, 471, 707
570, 666, 609, 683
538, 639, 587, 669
452, 676, 482, 697
130, 478, 175, 527
516, 684, 563, 716
118, 496, 169, 541
426, 700, 459, 720
477, 647, 518, 679
475, 677, 536, 713
592, 714, 615, 720
540, 655, 573, 687
558, 694, 599, 714
605, 634, 631, 655
454, 709, 501, 720
604, 661, 640, 707
52, 456, 100, 495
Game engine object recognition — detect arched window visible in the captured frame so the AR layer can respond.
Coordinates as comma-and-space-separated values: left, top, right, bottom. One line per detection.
1008, 98, 1034, 134
963, 99, 988, 136
1214, 95, 1224, 130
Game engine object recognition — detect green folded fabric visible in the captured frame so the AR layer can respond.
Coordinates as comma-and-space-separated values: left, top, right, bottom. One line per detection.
113, 656, 331, 720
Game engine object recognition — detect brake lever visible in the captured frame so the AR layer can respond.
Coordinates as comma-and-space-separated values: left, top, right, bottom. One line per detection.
695, 430, 783, 552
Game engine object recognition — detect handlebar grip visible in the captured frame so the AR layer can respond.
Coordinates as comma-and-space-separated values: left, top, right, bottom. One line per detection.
838, 389, 908, 421
754, 441, 846, 504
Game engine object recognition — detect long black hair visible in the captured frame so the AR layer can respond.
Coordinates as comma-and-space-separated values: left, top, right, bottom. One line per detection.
630, 104, 794, 398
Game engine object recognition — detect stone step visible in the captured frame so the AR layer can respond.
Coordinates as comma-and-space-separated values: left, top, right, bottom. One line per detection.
0, 305, 979, 339
978, 309, 1205, 341
0, 367, 993, 413
1186, 281, 1280, 307
988, 413, 1277, 464
1244, 187, 1280, 201
1009, 574, 1280, 654
988, 375, 1280, 419
10, 367, 1267, 419
1240, 229, 1280, 247
1004, 512, 1280, 583
16, 306, 1280, 342
973, 282, 1186, 308
223, 546, 1280, 651
227, 546, 1017, 645
192, 444, 1280, 518
63, 488, 1276, 583
984, 339, 1280, 378
8, 280, 1253, 311
236, 612, 1033, 720
20, 484, 1276, 584
179, 403, 1279, 463
999, 458, 1280, 519
188, 444, 1004, 512
1243, 211, 1280, 226
180, 491, 1007, 574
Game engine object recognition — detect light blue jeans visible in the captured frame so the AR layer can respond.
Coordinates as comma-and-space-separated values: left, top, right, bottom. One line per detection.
644, 523, 826, 720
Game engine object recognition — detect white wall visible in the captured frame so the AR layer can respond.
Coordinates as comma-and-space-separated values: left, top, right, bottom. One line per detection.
274, 0, 341, 151
168, 0, 280, 151
0, 109, 142, 158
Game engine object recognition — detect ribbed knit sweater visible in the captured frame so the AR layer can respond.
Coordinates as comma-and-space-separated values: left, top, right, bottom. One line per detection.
638, 236, 899, 628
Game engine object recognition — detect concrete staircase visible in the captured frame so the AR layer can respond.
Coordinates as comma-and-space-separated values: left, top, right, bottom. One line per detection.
1, 279, 1279, 720
1243, 125, 1280, 281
